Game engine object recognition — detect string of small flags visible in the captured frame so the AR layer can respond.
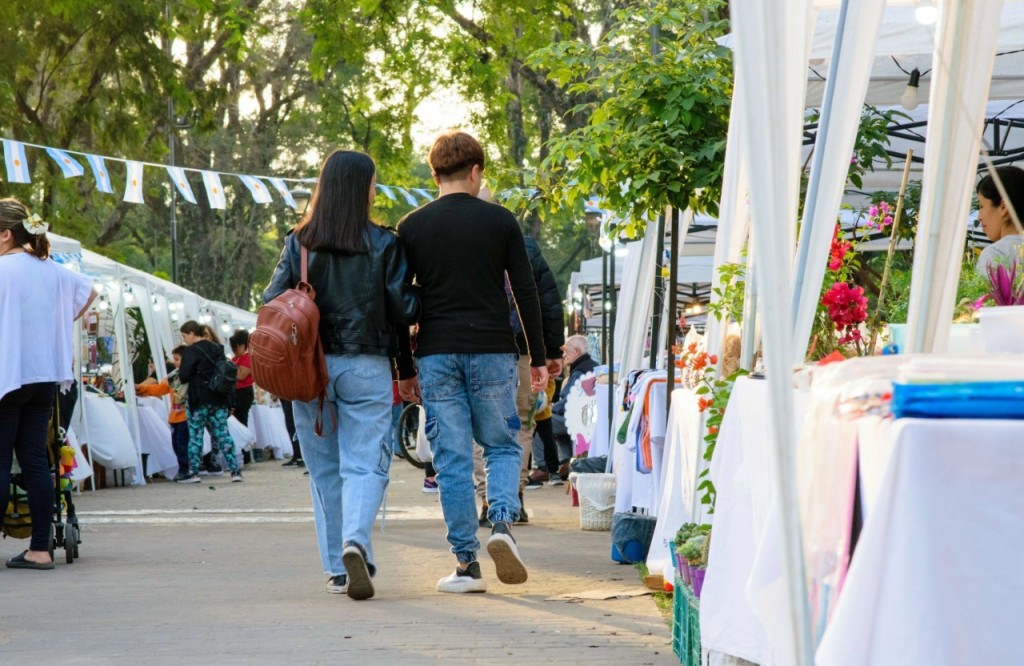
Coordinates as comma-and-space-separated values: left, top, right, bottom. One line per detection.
1, 138, 437, 210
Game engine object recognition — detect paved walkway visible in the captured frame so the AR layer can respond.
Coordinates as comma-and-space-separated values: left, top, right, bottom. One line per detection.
0, 458, 675, 665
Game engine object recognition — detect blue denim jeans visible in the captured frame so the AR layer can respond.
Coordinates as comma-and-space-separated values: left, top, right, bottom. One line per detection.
417, 353, 521, 564
293, 354, 393, 577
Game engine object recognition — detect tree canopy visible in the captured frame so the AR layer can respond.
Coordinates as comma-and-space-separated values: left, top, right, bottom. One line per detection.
0, 0, 733, 306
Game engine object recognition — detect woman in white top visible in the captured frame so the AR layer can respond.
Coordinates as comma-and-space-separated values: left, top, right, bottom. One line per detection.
976, 166, 1024, 276
0, 199, 96, 569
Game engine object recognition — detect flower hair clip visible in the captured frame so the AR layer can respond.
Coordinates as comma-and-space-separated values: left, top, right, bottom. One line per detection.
22, 213, 48, 236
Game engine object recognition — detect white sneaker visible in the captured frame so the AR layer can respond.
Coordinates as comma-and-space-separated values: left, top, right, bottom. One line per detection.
437, 561, 487, 593
326, 575, 348, 594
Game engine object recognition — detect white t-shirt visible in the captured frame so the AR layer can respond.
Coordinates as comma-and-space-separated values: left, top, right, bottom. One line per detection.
0, 252, 94, 402
977, 234, 1023, 276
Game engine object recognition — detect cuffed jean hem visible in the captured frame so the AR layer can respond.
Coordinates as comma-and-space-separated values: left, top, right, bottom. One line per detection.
455, 551, 478, 565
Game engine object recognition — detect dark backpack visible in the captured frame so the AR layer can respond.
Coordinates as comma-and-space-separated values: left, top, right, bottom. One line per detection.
197, 345, 238, 398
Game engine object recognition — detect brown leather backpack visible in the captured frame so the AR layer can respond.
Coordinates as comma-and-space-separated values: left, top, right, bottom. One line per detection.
251, 246, 330, 434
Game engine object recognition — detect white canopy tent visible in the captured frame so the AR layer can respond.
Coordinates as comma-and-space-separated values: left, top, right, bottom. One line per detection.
50, 234, 257, 485
705, 1, 1019, 665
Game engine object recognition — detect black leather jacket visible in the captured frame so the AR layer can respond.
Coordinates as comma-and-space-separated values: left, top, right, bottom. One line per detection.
262, 226, 420, 375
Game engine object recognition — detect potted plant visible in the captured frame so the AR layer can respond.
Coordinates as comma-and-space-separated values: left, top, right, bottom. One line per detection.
680, 538, 705, 590
673, 523, 697, 585
977, 259, 1024, 353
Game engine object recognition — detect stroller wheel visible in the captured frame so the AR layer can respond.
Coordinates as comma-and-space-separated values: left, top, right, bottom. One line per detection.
72, 524, 80, 559
47, 524, 55, 560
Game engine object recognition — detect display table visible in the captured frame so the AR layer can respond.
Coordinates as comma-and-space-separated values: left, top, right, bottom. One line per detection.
699, 377, 784, 665
133, 400, 178, 477
647, 388, 703, 580
250, 404, 292, 459
80, 392, 139, 471
816, 418, 1024, 665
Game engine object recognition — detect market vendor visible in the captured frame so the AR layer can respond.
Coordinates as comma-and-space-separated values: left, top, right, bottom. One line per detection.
976, 165, 1024, 275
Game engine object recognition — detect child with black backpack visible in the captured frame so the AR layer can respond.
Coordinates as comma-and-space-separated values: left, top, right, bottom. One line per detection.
177, 320, 242, 483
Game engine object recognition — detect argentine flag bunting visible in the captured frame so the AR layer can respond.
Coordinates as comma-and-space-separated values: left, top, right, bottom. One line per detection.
412, 188, 434, 202
86, 154, 114, 193
3, 140, 31, 183
201, 170, 227, 209
166, 166, 197, 204
267, 178, 296, 209
44, 148, 85, 178
397, 187, 418, 206
124, 161, 145, 204
238, 175, 273, 204
376, 184, 396, 201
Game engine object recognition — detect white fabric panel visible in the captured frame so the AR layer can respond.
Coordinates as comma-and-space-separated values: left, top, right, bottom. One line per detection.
615, 234, 657, 374
135, 402, 178, 477
791, 0, 887, 364
817, 418, 1024, 666
250, 405, 292, 459
132, 282, 167, 381
647, 388, 703, 579
80, 392, 138, 470
700, 378, 775, 664
906, 0, 1005, 353
110, 283, 146, 485
704, 81, 751, 372
730, 0, 815, 663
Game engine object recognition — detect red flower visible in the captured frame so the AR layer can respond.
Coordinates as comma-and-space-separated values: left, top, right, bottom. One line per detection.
709, 354, 719, 365
828, 225, 853, 272
707, 426, 719, 435
821, 282, 868, 344
697, 397, 711, 412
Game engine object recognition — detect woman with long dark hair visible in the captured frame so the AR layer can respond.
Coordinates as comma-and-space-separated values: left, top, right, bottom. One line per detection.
264, 150, 420, 600
977, 165, 1024, 275
0, 198, 96, 569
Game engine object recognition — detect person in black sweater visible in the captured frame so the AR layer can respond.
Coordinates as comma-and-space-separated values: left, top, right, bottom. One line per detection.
398, 131, 547, 594
177, 320, 242, 483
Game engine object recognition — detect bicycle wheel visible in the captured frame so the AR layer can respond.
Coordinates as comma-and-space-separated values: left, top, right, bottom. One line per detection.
395, 403, 427, 469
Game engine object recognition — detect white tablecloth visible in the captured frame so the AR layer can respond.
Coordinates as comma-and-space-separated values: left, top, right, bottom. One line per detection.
250, 404, 292, 459
80, 393, 139, 471
700, 377, 781, 665
134, 401, 178, 477
816, 418, 1024, 665
647, 388, 702, 579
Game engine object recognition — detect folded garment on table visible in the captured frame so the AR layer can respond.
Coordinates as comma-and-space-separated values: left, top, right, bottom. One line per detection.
892, 381, 1024, 419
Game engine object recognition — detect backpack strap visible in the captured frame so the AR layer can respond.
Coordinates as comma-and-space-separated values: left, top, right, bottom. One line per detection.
301, 245, 308, 283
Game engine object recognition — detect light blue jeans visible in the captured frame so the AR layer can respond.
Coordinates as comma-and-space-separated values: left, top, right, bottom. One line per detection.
417, 353, 522, 564
293, 354, 393, 577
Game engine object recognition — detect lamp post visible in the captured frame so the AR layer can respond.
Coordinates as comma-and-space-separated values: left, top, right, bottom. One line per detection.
289, 187, 313, 219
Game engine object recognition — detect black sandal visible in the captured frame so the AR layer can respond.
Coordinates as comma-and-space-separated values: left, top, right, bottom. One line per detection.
6, 551, 55, 570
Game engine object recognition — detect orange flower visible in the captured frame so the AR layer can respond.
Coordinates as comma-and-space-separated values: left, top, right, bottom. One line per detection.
707, 426, 719, 435
697, 397, 711, 412
709, 354, 718, 365
687, 342, 698, 354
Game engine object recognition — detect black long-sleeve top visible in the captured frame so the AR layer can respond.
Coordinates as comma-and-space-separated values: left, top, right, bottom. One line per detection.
397, 193, 546, 366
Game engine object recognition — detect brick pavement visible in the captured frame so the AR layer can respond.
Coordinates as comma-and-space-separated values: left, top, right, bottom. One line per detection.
0, 458, 676, 665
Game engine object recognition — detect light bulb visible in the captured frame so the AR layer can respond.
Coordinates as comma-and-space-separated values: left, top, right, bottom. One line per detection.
900, 68, 921, 111
915, 1, 938, 25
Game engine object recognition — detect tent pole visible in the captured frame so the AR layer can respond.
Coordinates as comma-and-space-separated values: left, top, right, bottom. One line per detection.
791, 0, 850, 348
608, 241, 617, 442
601, 249, 608, 365
649, 211, 666, 368
666, 207, 679, 411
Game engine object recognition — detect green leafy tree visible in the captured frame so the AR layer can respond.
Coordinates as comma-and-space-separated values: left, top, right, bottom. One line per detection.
529, 0, 733, 232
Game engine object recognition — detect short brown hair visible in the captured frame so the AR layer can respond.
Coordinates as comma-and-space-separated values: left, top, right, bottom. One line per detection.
428, 131, 485, 181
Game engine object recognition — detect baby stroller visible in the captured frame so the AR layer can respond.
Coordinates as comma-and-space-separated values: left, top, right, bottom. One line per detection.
1, 397, 82, 564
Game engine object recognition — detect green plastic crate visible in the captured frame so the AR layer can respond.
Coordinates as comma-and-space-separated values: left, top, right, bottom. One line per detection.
672, 575, 701, 665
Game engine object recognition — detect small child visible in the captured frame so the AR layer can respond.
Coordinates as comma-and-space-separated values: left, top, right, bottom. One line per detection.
136, 346, 190, 482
